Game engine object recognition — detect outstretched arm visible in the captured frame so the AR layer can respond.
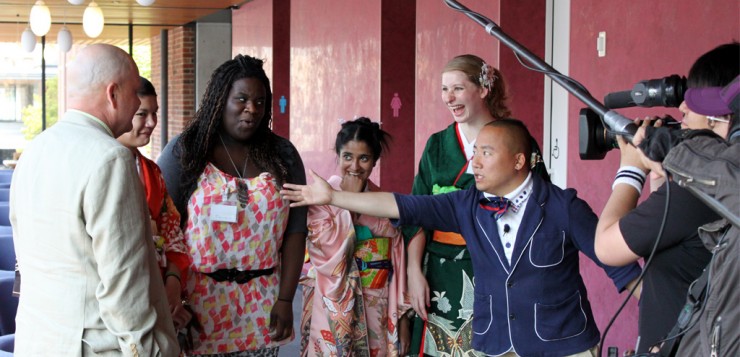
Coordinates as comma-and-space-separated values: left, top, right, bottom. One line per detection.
281, 170, 400, 219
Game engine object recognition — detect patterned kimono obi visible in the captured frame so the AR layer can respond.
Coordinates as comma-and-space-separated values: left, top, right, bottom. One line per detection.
353, 225, 393, 289
185, 163, 289, 354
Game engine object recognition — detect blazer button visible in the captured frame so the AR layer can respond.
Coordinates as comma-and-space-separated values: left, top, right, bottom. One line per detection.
509, 313, 516, 320
507, 282, 513, 288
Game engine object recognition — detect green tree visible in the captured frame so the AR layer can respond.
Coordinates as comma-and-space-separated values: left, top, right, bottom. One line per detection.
21, 77, 58, 140
131, 44, 152, 80
21, 44, 150, 141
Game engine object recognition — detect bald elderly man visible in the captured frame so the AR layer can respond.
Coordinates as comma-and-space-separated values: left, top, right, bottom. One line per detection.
9, 44, 179, 356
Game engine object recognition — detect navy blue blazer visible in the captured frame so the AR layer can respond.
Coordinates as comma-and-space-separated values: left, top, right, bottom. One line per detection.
394, 174, 640, 357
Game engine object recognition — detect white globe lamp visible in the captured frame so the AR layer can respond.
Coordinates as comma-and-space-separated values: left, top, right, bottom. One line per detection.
83, 1, 105, 38
21, 27, 37, 52
58, 26, 73, 52
29, 0, 52, 37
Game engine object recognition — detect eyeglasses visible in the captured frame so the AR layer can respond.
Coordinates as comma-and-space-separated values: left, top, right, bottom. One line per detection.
706, 115, 730, 124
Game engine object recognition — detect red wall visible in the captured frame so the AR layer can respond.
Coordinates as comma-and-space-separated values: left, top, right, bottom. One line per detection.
414, 0, 501, 164
567, 0, 740, 350
500, 0, 546, 146
231, 0, 740, 353
289, 1, 382, 183
414, 0, 546, 166
232, 0, 273, 76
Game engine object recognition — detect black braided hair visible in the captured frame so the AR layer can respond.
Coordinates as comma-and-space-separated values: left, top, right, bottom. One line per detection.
176, 54, 289, 206
334, 117, 391, 161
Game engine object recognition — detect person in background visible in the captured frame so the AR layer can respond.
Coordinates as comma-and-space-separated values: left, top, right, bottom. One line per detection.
403, 54, 547, 356
157, 54, 307, 356
299, 117, 417, 356
9, 44, 178, 355
116, 76, 193, 333
595, 42, 738, 353
283, 119, 640, 357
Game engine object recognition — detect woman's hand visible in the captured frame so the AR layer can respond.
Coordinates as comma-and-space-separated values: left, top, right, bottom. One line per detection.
171, 300, 193, 331
269, 299, 294, 341
340, 173, 365, 193
164, 272, 182, 312
398, 314, 411, 356
618, 117, 662, 172
150, 218, 158, 236
407, 265, 430, 320
281, 170, 333, 207
633, 123, 667, 179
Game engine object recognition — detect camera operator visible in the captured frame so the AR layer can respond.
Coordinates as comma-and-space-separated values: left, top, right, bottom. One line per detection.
634, 75, 739, 357
594, 42, 739, 354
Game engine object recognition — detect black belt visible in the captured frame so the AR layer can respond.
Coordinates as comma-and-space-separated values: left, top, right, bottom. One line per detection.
205, 267, 275, 284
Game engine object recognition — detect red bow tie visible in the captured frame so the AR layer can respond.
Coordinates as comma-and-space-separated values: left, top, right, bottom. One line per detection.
479, 196, 511, 220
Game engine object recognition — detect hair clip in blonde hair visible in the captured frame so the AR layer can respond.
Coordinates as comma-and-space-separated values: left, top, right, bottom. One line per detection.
479, 62, 497, 90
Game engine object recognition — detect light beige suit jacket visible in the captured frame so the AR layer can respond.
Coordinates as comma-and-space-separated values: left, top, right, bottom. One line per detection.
9, 111, 179, 356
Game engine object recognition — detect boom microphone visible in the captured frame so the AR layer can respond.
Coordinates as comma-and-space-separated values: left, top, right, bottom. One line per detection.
604, 90, 635, 109
444, 0, 637, 140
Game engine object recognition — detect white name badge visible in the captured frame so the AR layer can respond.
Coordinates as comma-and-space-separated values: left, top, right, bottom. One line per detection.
210, 203, 238, 223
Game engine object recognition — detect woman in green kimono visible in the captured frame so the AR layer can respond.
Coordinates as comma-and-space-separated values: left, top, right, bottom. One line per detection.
405, 54, 548, 357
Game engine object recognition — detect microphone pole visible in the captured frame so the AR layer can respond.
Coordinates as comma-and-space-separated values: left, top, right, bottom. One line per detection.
444, 0, 637, 139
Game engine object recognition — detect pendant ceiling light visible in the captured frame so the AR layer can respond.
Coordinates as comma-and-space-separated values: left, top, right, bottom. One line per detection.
83, 1, 105, 38
29, 0, 52, 36
21, 26, 37, 52
68, 0, 85, 4
136, 0, 156, 6
57, 26, 73, 52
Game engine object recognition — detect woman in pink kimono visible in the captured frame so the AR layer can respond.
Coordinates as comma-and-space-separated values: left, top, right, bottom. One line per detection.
299, 117, 418, 357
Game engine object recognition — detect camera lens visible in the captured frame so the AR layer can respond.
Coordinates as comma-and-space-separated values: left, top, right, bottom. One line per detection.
632, 74, 686, 108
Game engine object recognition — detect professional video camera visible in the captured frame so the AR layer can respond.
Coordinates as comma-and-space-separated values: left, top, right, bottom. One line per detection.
579, 74, 687, 159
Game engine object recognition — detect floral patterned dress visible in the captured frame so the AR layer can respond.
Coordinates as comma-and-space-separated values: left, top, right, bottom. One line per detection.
184, 163, 289, 354
136, 150, 190, 276
299, 176, 417, 357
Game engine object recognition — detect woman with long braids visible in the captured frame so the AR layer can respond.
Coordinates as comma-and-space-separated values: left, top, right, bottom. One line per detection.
158, 54, 307, 356
403, 54, 548, 356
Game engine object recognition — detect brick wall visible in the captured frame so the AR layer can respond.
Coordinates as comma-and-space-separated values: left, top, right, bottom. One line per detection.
149, 24, 196, 159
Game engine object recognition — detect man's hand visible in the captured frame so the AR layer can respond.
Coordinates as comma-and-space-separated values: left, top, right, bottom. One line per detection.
281, 170, 333, 207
